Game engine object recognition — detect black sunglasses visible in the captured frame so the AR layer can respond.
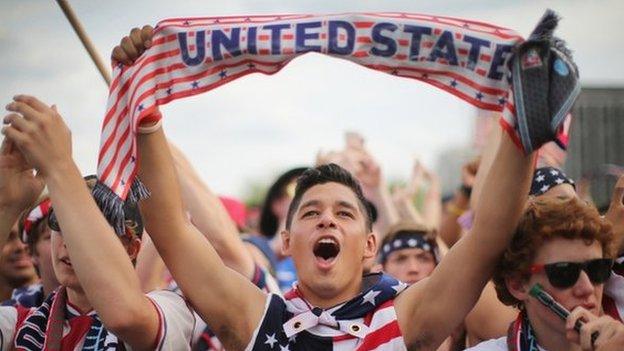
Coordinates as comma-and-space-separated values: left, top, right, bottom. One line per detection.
530, 258, 614, 289
48, 209, 60, 232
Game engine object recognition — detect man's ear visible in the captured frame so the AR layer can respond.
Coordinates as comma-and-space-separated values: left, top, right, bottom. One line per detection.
281, 229, 291, 257
364, 232, 378, 260
506, 274, 530, 302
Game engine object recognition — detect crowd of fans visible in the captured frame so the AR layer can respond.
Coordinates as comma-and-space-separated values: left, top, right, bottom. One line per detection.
0, 22, 623, 351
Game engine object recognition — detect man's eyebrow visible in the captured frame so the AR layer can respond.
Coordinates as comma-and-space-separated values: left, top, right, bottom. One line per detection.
336, 200, 358, 211
298, 200, 321, 211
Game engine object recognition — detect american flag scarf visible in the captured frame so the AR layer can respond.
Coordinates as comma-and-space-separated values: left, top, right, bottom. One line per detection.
96, 10, 574, 232
247, 273, 408, 350
13, 287, 124, 351
506, 312, 540, 351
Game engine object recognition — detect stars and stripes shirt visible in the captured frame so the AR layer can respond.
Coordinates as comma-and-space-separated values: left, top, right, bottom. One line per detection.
0, 290, 195, 351
245, 273, 408, 351
190, 264, 281, 351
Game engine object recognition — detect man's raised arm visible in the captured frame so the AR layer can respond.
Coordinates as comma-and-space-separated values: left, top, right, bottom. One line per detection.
137, 125, 267, 349
395, 130, 535, 349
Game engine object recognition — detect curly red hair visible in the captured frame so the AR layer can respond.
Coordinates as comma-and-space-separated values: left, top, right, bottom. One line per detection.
493, 196, 615, 307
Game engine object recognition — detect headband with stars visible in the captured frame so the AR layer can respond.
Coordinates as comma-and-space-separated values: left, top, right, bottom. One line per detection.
530, 167, 575, 196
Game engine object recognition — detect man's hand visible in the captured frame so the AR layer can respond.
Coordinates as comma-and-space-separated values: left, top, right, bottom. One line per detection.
111, 25, 154, 65
0, 138, 43, 213
2, 95, 72, 179
567, 307, 624, 350
605, 176, 624, 253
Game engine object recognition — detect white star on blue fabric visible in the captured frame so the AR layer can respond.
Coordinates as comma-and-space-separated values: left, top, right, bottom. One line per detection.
393, 239, 402, 248
407, 239, 417, 247
279, 344, 290, 351
265, 333, 277, 348
422, 243, 431, 251
288, 334, 297, 343
361, 289, 381, 306
540, 185, 550, 193
392, 281, 408, 293
550, 169, 559, 176
555, 178, 564, 184
535, 175, 545, 182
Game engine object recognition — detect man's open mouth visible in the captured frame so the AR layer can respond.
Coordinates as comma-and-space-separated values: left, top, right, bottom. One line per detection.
313, 237, 341, 261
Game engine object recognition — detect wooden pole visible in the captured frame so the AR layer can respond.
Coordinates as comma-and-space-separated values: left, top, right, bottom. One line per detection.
55, 0, 111, 86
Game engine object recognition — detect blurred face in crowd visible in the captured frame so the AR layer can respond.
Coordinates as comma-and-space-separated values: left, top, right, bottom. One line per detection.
51, 228, 140, 291
509, 237, 605, 335
383, 247, 436, 285
31, 221, 59, 291
0, 223, 37, 288
282, 182, 376, 304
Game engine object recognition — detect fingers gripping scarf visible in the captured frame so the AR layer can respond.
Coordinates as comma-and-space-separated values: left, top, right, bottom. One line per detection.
96, 10, 578, 224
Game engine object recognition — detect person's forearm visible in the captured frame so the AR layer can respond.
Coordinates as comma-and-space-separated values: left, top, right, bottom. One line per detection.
423, 180, 442, 230
471, 135, 534, 258
44, 161, 156, 344
367, 183, 400, 240
0, 207, 21, 247
172, 147, 255, 278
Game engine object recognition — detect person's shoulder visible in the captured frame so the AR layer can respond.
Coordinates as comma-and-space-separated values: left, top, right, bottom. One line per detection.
464, 336, 508, 350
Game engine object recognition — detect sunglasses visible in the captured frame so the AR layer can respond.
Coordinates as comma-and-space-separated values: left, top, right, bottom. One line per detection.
48, 209, 60, 232
530, 258, 613, 289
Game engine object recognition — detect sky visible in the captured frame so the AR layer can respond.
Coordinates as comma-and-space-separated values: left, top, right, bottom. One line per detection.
1, 0, 623, 198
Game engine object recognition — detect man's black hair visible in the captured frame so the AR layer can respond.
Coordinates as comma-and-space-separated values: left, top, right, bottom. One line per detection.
285, 163, 373, 232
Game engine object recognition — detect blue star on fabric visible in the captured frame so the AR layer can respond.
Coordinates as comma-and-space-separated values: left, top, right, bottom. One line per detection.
183, 20, 191, 26
191, 81, 199, 89
166, 87, 173, 95
137, 104, 144, 112
247, 63, 256, 69
450, 80, 458, 88
219, 70, 227, 79
498, 97, 506, 105
475, 92, 484, 100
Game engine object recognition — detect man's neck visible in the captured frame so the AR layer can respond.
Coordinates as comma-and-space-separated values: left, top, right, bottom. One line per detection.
530, 312, 580, 351
66, 287, 93, 315
297, 275, 364, 309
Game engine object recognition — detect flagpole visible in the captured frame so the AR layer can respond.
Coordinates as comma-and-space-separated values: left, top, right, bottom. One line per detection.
55, 0, 111, 86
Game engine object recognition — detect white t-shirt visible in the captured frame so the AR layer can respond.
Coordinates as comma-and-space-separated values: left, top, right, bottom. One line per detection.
0, 289, 194, 351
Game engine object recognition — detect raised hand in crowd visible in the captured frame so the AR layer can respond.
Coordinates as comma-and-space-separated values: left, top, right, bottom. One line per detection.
566, 306, 624, 350
2, 95, 193, 349
605, 175, 624, 253
0, 137, 44, 244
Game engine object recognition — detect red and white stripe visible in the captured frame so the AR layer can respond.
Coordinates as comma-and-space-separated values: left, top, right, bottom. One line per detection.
97, 12, 525, 200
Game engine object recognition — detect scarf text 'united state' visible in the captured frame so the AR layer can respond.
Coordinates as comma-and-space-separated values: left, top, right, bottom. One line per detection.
97, 12, 525, 202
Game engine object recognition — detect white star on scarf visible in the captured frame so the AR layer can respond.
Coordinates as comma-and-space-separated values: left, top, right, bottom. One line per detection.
393, 239, 402, 248
407, 239, 417, 247
280, 344, 290, 351
540, 185, 550, 193
265, 333, 277, 348
535, 175, 545, 182
555, 178, 564, 184
288, 334, 297, 344
361, 289, 381, 306
392, 281, 408, 293
550, 169, 559, 176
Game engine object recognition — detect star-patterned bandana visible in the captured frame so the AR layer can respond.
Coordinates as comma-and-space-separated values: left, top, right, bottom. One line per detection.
529, 166, 575, 196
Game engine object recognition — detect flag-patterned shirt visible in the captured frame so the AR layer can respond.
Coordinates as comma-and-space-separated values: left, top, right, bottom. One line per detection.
245, 273, 408, 351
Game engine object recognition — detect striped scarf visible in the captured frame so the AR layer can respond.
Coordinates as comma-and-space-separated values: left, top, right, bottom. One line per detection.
13, 287, 124, 351
95, 10, 574, 230
506, 312, 540, 351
